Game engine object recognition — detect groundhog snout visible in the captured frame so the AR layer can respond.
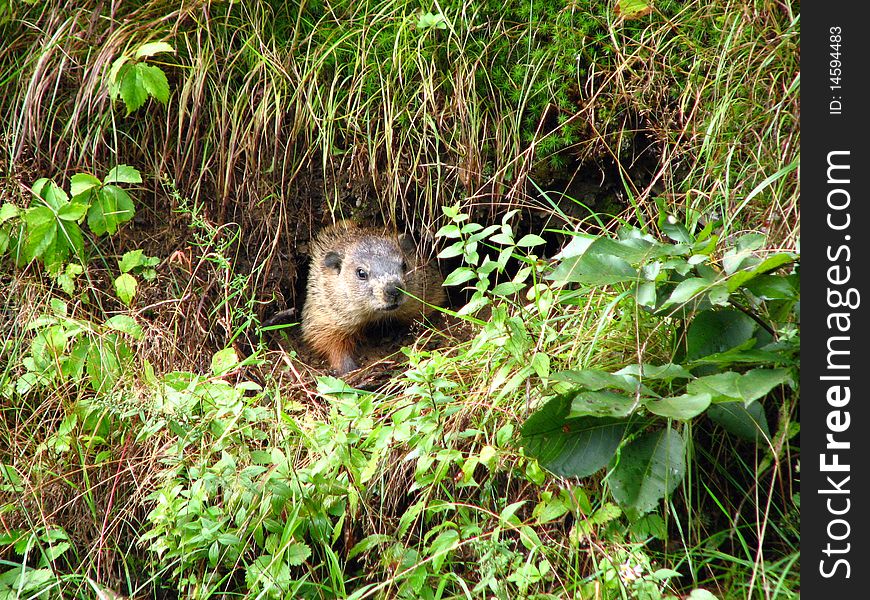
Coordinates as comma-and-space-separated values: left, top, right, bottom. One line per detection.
382, 281, 405, 306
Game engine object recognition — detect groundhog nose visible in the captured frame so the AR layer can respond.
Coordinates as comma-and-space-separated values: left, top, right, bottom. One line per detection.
384, 282, 403, 302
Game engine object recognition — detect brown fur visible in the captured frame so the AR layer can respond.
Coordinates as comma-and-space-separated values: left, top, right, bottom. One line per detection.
301, 220, 445, 374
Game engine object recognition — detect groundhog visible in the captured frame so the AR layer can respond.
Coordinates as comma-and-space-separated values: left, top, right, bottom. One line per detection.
301, 220, 446, 375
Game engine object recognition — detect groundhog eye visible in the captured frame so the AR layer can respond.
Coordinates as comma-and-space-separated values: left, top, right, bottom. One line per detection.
356, 268, 368, 280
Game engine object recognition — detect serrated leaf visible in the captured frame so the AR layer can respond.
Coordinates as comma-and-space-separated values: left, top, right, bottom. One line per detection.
609, 427, 686, 520
70, 173, 102, 197
119, 249, 145, 273
284, 541, 311, 566
104, 164, 142, 185
23, 210, 56, 262
119, 66, 147, 113
134, 41, 175, 58
114, 273, 137, 306
548, 251, 637, 286
137, 63, 170, 104
428, 529, 459, 571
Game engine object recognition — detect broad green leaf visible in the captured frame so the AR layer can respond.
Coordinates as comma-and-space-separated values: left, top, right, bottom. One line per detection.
708, 400, 770, 443
88, 185, 135, 235
57, 202, 88, 222
744, 273, 798, 300
104, 314, 144, 339
569, 391, 637, 418
735, 368, 792, 404
70, 173, 101, 197
428, 529, 459, 571
635, 281, 656, 307
212, 347, 240, 376
103, 164, 142, 185
134, 41, 175, 58
686, 372, 741, 402
609, 427, 686, 520
435, 224, 461, 238
551, 369, 644, 394
645, 393, 712, 420
726, 253, 794, 292
284, 541, 311, 566
616, 363, 693, 381
442, 267, 476, 286
0, 203, 21, 223
56, 219, 85, 261
686, 308, 758, 360
23, 209, 56, 262
516, 233, 546, 248
34, 179, 69, 209
521, 394, 627, 478
119, 65, 148, 113
119, 249, 145, 273
548, 251, 637, 286
114, 273, 137, 306
137, 63, 170, 104
553, 233, 596, 259
662, 277, 714, 307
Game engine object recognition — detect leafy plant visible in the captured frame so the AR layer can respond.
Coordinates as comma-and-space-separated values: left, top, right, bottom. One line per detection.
107, 41, 174, 115
518, 214, 798, 519
0, 166, 142, 275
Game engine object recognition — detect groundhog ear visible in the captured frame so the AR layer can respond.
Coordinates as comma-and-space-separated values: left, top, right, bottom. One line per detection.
323, 251, 342, 272
397, 233, 416, 255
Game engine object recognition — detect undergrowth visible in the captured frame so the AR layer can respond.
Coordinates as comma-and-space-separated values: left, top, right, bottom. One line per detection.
1, 0, 798, 598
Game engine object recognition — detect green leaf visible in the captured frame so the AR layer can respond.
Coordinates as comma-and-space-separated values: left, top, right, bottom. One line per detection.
57, 202, 88, 222
516, 234, 546, 248
87, 185, 135, 235
119, 249, 145, 273
0, 203, 21, 224
609, 427, 686, 520
616, 363, 693, 382
70, 173, 101, 197
137, 63, 170, 105
686, 308, 758, 360
103, 164, 142, 185
569, 391, 637, 418
23, 207, 56, 262
521, 394, 627, 478
551, 369, 644, 394
104, 314, 143, 339
645, 393, 712, 420
114, 273, 137, 306
284, 541, 311, 566
211, 347, 240, 376
662, 277, 714, 307
134, 41, 175, 58
119, 65, 148, 113
548, 251, 637, 286
442, 267, 476, 286
428, 529, 459, 571
726, 253, 794, 292
707, 400, 770, 443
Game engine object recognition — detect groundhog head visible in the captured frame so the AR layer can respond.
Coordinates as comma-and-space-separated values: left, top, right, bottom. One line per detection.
323, 233, 416, 316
